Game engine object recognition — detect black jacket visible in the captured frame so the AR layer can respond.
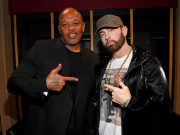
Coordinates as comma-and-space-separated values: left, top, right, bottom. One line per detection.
91, 45, 173, 135
7, 38, 99, 135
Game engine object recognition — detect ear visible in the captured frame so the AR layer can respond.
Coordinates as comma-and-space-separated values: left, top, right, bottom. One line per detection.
58, 26, 61, 35
82, 22, 85, 32
121, 26, 128, 36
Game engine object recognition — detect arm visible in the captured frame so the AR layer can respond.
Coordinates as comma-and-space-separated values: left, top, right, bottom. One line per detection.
7, 41, 79, 98
7, 43, 48, 98
127, 57, 172, 114
104, 57, 172, 113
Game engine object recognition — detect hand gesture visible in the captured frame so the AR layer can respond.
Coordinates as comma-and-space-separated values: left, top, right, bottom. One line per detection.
104, 80, 131, 107
46, 64, 78, 92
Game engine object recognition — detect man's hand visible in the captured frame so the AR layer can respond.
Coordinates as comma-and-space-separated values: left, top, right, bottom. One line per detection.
46, 64, 78, 92
104, 80, 131, 107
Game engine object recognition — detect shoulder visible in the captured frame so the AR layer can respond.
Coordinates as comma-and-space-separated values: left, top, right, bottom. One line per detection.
133, 45, 152, 59
28, 38, 64, 54
132, 45, 164, 75
140, 53, 166, 81
33, 38, 59, 49
81, 45, 100, 64
133, 45, 158, 65
25, 38, 61, 59
81, 45, 96, 55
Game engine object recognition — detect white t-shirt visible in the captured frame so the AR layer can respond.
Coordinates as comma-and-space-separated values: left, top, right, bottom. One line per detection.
99, 51, 133, 135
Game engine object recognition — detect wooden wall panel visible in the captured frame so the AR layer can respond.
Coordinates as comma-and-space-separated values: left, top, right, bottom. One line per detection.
130, 9, 134, 45
169, 8, 173, 97
174, 3, 180, 115
0, 0, 17, 134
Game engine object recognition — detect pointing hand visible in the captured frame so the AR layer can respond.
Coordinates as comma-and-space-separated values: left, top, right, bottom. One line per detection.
46, 64, 78, 92
104, 80, 131, 107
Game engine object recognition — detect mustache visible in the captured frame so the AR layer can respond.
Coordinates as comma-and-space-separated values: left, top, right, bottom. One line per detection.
106, 40, 114, 46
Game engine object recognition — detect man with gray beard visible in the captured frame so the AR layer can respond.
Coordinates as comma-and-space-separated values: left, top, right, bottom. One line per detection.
7, 7, 99, 135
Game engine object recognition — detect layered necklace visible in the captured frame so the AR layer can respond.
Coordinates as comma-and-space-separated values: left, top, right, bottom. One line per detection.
105, 48, 132, 86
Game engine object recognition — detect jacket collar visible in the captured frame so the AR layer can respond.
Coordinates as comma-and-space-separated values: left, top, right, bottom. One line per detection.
96, 45, 152, 76
128, 45, 152, 72
53, 38, 89, 105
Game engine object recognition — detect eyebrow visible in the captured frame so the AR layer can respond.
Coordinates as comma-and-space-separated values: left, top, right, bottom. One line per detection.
99, 31, 104, 34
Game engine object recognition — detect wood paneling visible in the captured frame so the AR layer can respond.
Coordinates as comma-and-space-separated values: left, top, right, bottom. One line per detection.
90, 10, 94, 51
169, 8, 173, 97
130, 9, 134, 45
174, 4, 180, 115
0, 0, 17, 134
50, 12, 55, 39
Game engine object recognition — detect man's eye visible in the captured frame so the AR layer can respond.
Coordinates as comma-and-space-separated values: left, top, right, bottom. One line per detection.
100, 33, 104, 38
74, 22, 80, 25
61, 24, 67, 27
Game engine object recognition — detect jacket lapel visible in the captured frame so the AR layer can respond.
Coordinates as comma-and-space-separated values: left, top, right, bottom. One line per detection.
74, 46, 90, 107
53, 38, 69, 74
53, 40, 92, 106
53, 38, 73, 100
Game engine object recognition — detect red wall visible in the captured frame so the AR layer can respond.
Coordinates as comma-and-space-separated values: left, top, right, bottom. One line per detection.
8, 0, 178, 15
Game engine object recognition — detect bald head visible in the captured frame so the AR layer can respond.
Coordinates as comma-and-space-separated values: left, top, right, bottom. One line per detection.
59, 7, 84, 23
58, 7, 85, 47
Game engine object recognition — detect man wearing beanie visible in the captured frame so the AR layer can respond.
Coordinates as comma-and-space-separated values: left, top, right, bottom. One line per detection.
93, 14, 173, 135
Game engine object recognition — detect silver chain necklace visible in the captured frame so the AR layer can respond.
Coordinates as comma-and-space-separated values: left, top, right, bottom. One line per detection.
105, 48, 132, 86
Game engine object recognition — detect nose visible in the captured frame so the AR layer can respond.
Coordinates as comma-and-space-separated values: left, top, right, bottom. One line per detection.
104, 32, 110, 40
68, 24, 75, 31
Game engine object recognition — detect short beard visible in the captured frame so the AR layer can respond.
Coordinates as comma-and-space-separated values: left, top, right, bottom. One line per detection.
61, 38, 80, 46
66, 42, 79, 46
105, 33, 125, 53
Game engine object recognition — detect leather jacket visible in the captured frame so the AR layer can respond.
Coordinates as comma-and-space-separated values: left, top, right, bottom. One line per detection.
88, 45, 172, 135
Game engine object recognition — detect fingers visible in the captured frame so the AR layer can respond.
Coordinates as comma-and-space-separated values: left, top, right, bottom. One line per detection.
49, 75, 78, 90
63, 76, 79, 82
104, 80, 127, 93
104, 84, 116, 92
104, 82, 131, 107
51, 83, 64, 91
118, 81, 126, 89
46, 64, 79, 92
51, 64, 78, 82
51, 64, 62, 74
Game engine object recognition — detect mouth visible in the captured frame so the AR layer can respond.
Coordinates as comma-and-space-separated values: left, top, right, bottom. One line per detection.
68, 32, 77, 39
106, 41, 114, 48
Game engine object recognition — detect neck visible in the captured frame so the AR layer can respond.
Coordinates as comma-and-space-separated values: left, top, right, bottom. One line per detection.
113, 43, 132, 58
65, 44, 81, 52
